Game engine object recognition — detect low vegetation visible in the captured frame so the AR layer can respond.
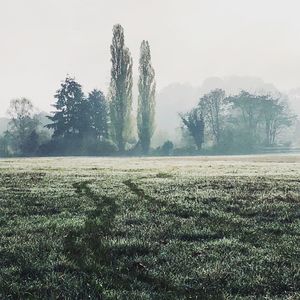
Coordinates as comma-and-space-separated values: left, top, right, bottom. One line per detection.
0, 156, 300, 299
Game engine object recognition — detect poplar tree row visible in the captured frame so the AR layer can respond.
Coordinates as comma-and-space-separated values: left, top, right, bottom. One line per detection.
109, 24, 156, 153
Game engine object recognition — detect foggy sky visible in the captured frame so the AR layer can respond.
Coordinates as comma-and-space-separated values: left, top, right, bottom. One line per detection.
1, 0, 300, 116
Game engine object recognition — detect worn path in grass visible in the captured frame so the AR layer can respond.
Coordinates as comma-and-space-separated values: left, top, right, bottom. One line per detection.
0, 155, 300, 299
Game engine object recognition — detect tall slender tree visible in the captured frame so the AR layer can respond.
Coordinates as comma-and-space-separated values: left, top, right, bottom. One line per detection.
137, 40, 156, 154
109, 24, 133, 152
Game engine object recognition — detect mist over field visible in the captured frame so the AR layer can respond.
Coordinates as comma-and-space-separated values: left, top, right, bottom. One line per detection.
1, 1, 300, 112
2, 0, 300, 154
1, 1, 300, 299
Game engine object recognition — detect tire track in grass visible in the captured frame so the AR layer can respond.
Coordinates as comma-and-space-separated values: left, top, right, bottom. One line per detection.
122, 179, 223, 298
123, 179, 168, 209
123, 179, 154, 201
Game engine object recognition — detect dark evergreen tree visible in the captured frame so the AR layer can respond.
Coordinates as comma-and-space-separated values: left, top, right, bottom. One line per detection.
88, 89, 109, 140
76, 98, 92, 138
47, 76, 85, 138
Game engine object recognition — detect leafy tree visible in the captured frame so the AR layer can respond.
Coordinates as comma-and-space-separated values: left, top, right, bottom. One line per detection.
47, 76, 85, 138
7, 98, 40, 155
22, 130, 39, 155
180, 108, 205, 150
109, 24, 133, 152
227, 91, 263, 145
160, 140, 174, 156
88, 89, 109, 140
260, 95, 294, 145
199, 89, 226, 145
0, 131, 11, 156
137, 40, 156, 154
227, 91, 295, 147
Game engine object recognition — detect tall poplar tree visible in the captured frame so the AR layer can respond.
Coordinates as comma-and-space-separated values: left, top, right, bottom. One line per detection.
137, 40, 156, 154
109, 24, 133, 152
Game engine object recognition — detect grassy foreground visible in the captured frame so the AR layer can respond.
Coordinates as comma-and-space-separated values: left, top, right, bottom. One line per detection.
0, 155, 300, 299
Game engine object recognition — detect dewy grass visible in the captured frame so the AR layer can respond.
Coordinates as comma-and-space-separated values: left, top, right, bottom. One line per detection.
0, 156, 300, 299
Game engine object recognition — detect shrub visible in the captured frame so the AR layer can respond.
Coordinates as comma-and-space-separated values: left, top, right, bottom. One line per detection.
38, 136, 117, 156
152, 140, 174, 156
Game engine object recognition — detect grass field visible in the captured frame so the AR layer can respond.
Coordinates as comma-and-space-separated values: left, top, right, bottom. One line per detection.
1, 155, 300, 299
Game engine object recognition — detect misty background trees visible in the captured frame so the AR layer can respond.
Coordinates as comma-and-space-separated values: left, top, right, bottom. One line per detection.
0, 24, 297, 157
1, 98, 50, 156
180, 89, 295, 154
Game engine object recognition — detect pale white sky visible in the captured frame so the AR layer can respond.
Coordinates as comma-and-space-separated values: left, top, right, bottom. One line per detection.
1, 0, 300, 116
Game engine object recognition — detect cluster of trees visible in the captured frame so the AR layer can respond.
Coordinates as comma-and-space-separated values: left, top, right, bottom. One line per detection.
0, 24, 156, 156
180, 89, 295, 153
0, 98, 50, 156
0, 24, 296, 157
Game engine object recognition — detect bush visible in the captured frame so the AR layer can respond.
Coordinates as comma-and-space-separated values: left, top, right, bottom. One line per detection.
172, 146, 199, 156
38, 136, 117, 156
84, 138, 118, 156
152, 140, 174, 156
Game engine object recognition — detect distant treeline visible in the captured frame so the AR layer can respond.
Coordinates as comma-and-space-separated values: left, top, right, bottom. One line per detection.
0, 25, 296, 157
179, 89, 295, 154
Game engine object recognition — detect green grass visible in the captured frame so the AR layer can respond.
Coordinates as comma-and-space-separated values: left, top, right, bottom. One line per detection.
1, 156, 300, 299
